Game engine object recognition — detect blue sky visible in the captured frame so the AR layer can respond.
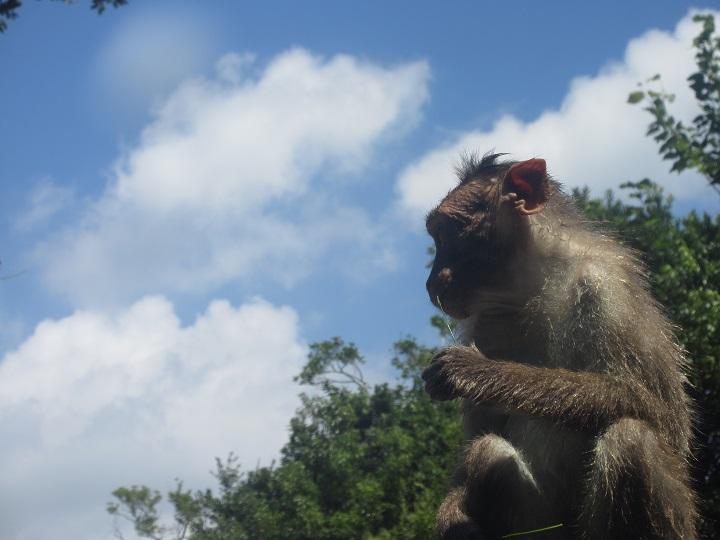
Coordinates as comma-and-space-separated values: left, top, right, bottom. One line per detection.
1, 2, 718, 539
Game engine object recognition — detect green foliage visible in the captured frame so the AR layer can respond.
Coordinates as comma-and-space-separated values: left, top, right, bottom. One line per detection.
109, 337, 462, 540
629, 14, 720, 192
0, 0, 21, 32
573, 181, 720, 536
0, 0, 127, 33
90, 0, 127, 14
107, 486, 168, 539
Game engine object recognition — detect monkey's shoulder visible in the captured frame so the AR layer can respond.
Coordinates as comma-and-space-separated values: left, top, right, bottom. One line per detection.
538, 247, 656, 330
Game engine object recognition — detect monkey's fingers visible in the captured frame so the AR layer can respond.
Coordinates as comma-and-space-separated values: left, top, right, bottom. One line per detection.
422, 361, 460, 401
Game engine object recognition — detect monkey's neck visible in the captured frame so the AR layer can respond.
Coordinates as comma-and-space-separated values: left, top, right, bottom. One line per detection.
463, 304, 540, 363
463, 261, 546, 363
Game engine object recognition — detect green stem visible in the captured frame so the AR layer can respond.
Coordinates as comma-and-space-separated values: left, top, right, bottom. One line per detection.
500, 523, 564, 538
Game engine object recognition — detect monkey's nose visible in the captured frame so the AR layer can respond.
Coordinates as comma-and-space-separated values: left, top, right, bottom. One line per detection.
438, 268, 453, 285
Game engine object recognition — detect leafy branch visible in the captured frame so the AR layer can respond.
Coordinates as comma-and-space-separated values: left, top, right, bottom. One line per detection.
294, 337, 369, 391
0, 0, 127, 33
629, 14, 720, 195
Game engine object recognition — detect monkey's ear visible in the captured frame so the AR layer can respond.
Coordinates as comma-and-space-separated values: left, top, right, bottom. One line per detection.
503, 158, 549, 215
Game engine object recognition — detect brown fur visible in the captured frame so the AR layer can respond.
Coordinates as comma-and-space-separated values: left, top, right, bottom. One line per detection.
422, 152, 696, 539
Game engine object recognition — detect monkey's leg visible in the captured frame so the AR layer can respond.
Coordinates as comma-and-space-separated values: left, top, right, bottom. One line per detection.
581, 418, 697, 540
436, 485, 484, 540
462, 434, 562, 539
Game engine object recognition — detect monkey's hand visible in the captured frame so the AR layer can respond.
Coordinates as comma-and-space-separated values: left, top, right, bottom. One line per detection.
422, 345, 487, 401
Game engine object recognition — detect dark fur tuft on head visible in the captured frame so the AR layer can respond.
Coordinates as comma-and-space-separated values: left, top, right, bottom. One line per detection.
455, 151, 511, 184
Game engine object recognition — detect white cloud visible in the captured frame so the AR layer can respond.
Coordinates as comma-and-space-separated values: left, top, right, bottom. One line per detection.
216, 52, 257, 85
39, 49, 429, 305
396, 10, 719, 222
14, 178, 74, 232
0, 296, 306, 540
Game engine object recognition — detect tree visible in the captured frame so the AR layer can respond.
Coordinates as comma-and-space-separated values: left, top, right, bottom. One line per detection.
108, 334, 462, 540
0, 0, 127, 33
628, 13, 720, 194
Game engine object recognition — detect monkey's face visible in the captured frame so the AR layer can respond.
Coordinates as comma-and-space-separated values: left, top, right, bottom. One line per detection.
426, 209, 506, 319
425, 157, 549, 319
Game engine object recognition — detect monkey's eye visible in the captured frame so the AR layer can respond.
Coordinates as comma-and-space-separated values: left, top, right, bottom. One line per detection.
434, 232, 447, 250
428, 216, 463, 248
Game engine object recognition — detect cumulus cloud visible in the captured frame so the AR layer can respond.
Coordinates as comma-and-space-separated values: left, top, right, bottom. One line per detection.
39, 49, 429, 305
396, 10, 719, 222
0, 296, 306, 540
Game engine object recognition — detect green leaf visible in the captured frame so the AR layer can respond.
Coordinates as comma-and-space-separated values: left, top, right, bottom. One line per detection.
627, 90, 645, 104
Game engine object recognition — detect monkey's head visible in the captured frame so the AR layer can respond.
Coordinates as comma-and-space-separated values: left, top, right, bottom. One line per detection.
425, 153, 550, 319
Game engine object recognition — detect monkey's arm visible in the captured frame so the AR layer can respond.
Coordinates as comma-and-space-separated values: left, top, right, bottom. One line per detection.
422, 345, 671, 434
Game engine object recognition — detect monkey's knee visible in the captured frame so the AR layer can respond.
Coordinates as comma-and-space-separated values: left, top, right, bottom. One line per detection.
464, 435, 538, 493
436, 487, 484, 540
584, 418, 696, 540
463, 435, 541, 530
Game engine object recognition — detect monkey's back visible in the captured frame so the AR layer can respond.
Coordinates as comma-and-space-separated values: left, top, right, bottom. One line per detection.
534, 220, 692, 453
457, 205, 692, 533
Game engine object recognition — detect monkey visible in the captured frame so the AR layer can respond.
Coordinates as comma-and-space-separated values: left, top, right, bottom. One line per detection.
422, 152, 696, 540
